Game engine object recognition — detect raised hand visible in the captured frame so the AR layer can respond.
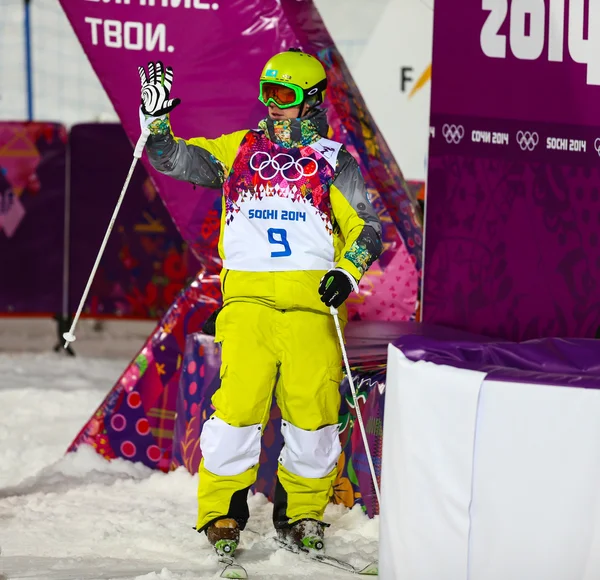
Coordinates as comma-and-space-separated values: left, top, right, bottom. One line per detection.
138, 61, 181, 116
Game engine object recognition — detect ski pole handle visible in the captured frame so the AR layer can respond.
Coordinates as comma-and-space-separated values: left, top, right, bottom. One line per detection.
134, 127, 151, 159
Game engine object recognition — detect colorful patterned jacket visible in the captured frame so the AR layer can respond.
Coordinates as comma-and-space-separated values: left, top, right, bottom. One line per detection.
145, 109, 382, 313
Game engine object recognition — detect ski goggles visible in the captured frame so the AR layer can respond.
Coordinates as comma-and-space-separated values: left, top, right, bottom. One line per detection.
258, 81, 304, 109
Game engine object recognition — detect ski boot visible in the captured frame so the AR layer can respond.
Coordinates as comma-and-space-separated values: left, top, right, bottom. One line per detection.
277, 518, 328, 553
207, 518, 240, 557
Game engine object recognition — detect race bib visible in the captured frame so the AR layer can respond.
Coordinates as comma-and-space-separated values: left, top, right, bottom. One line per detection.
222, 133, 340, 272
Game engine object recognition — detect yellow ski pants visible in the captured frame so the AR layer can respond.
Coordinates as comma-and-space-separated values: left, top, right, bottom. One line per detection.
196, 300, 344, 531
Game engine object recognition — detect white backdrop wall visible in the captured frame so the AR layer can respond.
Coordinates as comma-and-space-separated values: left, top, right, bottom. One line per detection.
352, 0, 433, 181
0, 0, 433, 180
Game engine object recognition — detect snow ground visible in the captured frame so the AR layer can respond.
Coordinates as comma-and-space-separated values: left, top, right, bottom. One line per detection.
0, 320, 379, 579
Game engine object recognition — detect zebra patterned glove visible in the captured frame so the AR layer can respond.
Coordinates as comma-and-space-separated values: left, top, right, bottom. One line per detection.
139, 61, 180, 116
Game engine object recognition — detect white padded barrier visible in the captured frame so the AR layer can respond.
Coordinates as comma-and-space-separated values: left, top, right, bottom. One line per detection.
380, 343, 600, 580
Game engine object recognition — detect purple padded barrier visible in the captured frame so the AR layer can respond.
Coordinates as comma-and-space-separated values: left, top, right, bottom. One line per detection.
345, 320, 496, 366
394, 334, 600, 390
0, 122, 66, 314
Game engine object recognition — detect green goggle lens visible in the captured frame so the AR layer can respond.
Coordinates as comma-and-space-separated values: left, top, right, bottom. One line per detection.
259, 81, 304, 109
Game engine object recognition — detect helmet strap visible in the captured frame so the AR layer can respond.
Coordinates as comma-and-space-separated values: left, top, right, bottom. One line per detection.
299, 96, 321, 119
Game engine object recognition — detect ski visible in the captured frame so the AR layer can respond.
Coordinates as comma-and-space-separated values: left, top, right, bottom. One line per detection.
217, 554, 248, 579
274, 537, 378, 576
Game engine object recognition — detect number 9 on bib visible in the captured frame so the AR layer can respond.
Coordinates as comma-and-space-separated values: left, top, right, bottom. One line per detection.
268, 228, 292, 257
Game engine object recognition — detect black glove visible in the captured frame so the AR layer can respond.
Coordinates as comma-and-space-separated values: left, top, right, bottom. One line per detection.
318, 269, 355, 308
138, 61, 181, 116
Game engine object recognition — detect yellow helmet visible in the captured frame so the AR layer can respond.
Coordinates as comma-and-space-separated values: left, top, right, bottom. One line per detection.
258, 48, 327, 109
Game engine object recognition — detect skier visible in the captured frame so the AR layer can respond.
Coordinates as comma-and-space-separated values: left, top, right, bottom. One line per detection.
138, 50, 383, 558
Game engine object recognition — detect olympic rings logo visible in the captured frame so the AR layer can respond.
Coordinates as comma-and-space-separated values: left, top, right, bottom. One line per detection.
516, 131, 539, 151
442, 124, 465, 144
249, 152, 318, 182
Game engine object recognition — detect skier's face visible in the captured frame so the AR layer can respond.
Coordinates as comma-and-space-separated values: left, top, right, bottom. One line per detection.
268, 103, 305, 120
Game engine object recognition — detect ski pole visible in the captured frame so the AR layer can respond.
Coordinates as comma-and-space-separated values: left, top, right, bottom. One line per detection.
330, 305, 382, 509
63, 128, 151, 348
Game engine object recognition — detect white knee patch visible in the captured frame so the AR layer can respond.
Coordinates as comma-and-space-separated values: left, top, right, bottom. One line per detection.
279, 421, 342, 479
200, 416, 262, 476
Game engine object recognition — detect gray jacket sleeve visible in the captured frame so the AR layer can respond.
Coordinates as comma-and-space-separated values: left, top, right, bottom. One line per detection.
332, 148, 384, 278
145, 132, 227, 190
